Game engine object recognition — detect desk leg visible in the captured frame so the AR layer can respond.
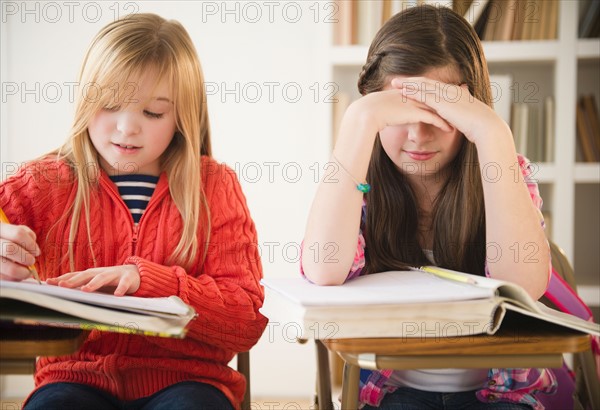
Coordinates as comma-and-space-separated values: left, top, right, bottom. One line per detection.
341, 362, 360, 410
315, 340, 333, 410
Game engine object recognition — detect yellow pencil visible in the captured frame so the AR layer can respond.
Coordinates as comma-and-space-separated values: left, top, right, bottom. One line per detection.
0, 207, 41, 284
413, 266, 478, 285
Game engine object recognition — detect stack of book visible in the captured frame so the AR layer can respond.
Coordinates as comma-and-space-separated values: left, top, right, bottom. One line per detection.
261, 267, 600, 339
333, 0, 569, 45
474, 0, 559, 41
334, 0, 454, 46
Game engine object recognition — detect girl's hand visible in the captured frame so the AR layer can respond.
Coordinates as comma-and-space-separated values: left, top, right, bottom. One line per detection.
0, 223, 40, 282
391, 77, 510, 145
349, 87, 454, 136
46, 265, 141, 296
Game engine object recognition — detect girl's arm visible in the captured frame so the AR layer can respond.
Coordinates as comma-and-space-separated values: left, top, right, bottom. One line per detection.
302, 91, 453, 285
395, 78, 549, 299
302, 103, 376, 285
0, 160, 66, 282
475, 125, 550, 300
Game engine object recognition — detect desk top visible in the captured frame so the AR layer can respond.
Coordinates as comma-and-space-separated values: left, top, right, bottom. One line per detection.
322, 316, 591, 356
0, 325, 87, 359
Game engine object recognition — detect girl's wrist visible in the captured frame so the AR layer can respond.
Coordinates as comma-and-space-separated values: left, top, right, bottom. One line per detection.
470, 121, 514, 152
341, 99, 380, 145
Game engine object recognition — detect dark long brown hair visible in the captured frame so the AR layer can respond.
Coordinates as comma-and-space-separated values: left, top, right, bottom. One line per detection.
359, 5, 491, 276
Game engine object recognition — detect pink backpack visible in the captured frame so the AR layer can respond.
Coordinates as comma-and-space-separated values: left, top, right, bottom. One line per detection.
537, 265, 600, 410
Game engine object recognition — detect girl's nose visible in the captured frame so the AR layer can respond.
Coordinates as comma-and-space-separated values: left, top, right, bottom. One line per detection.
407, 122, 435, 143
116, 112, 141, 137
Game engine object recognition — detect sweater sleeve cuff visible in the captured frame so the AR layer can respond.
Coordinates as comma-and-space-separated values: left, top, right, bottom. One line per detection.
126, 256, 180, 298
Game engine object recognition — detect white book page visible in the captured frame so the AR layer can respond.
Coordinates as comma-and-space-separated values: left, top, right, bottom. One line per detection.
262, 270, 495, 307
0, 279, 189, 316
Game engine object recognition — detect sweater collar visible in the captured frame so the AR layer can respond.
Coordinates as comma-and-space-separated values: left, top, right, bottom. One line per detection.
99, 169, 169, 204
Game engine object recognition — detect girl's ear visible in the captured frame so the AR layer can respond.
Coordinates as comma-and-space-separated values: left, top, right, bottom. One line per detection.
390, 77, 405, 89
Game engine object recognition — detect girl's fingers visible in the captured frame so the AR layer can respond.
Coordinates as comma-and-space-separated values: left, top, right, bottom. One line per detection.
0, 255, 32, 281
383, 90, 453, 132
0, 224, 40, 254
393, 77, 467, 108
0, 224, 40, 266
46, 266, 139, 295
413, 107, 454, 132
113, 278, 133, 296
80, 273, 113, 292
0, 238, 37, 266
46, 271, 78, 284
49, 270, 98, 289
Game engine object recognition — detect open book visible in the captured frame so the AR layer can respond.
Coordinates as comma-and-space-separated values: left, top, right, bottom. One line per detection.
0, 279, 196, 338
260, 268, 600, 339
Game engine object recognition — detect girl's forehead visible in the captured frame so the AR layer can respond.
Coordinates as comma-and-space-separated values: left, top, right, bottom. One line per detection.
386, 65, 462, 85
111, 70, 173, 102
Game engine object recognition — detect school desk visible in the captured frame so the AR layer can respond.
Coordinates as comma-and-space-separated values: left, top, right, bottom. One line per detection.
313, 316, 591, 410
0, 326, 87, 374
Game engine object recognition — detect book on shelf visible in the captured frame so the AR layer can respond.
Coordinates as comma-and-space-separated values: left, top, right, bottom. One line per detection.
582, 95, 600, 160
579, 0, 600, 39
0, 279, 197, 338
333, 0, 354, 46
511, 102, 529, 157
526, 104, 546, 163
510, 101, 551, 163
455, 0, 489, 26
332, 0, 561, 44
576, 95, 600, 163
494, 0, 517, 41
544, 96, 554, 162
474, 0, 558, 41
260, 268, 600, 339
489, 73, 513, 125
357, 0, 384, 46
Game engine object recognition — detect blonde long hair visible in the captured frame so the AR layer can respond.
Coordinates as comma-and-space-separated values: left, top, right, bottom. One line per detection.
54, 13, 211, 270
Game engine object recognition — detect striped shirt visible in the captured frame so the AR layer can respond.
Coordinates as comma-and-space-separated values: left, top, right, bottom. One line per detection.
109, 174, 159, 224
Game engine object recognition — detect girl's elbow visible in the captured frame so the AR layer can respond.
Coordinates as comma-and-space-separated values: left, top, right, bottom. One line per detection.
302, 263, 348, 286
530, 255, 551, 300
530, 279, 548, 301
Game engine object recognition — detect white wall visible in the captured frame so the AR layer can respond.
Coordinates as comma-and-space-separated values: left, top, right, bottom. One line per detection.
0, 0, 335, 401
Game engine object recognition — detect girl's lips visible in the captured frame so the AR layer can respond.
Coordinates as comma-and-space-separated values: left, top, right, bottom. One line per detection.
112, 143, 141, 154
404, 151, 436, 161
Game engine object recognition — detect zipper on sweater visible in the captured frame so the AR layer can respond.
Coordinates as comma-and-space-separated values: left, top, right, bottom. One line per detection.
101, 172, 168, 256
132, 224, 139, 255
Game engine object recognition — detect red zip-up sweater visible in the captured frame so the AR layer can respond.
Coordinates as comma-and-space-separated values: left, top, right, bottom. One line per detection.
0, 156, 268, 409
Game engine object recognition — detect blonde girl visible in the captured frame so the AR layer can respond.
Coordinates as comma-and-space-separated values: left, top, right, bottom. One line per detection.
0, 13, 266, 410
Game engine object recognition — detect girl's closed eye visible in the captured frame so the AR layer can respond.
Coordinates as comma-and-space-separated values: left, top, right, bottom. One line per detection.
144, 110, 163, 119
